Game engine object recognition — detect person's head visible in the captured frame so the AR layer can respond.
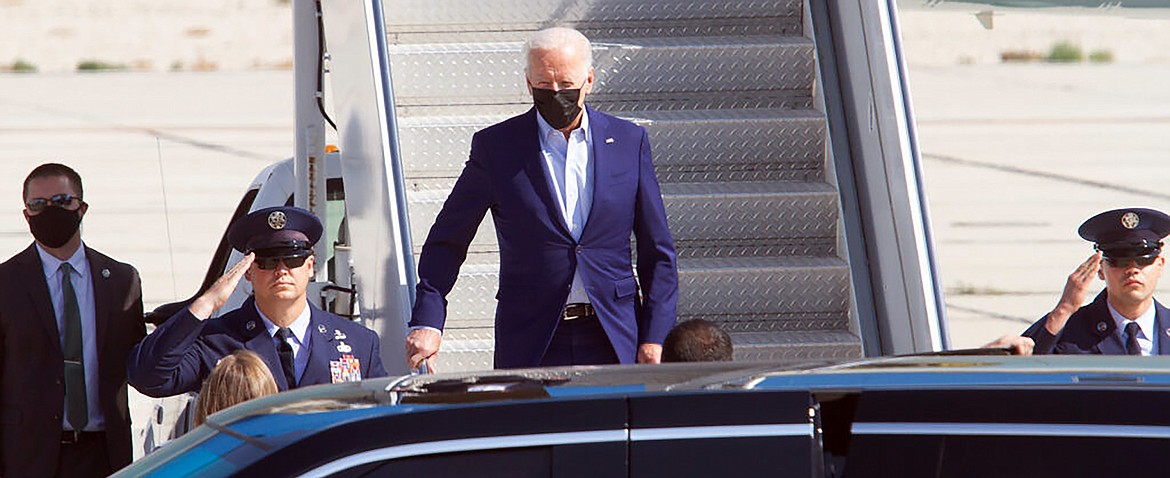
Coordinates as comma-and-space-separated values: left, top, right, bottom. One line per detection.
194, 349, 279, 426
662, 319, 734, 363
523, 27, 594, 132
22, 163, 88, 252
1079, 208, 1170, 310
227, 206, 323, 307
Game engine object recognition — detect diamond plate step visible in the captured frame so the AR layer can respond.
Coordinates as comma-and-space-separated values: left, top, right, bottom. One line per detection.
398, 109, 826, 183
388, 36, 814, 116
663, 181, 838, 259
731, 331, 863, 360
407, 180, 838, 263
384, 0, 803, 43
677, 256, 851, 331
430, 255, 851, 330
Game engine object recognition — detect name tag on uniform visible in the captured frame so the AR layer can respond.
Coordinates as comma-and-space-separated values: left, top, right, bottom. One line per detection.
330, 354, 362, 383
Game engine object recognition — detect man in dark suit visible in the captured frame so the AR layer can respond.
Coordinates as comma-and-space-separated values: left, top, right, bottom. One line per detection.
0, 163, 145, 477
1023, 208, 1170, 355
128, 206, 387, 399
406, 27, 679, 370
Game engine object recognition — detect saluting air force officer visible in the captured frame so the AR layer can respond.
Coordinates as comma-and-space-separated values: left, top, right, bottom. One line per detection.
128, 206, 387, 398
1023, 208, 1170, 355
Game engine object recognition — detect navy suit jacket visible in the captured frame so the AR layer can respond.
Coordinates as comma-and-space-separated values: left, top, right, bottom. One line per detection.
1023, 291, 1170, 355
128, 297, 388, 397
0, 244, 144, 476
410, 107, 679, 368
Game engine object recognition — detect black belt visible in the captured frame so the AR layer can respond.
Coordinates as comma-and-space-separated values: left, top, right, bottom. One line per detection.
562, 303, 595, 321
61, 430, 103, 445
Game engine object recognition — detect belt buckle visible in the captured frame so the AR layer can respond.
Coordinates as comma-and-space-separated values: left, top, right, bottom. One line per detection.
562, 303, 592, 321
62, 430, 81, 444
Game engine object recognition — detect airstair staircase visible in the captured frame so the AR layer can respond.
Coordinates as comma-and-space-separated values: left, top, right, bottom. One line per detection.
382, 0, 863, 370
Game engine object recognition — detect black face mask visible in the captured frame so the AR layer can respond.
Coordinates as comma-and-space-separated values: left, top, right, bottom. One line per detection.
532, 87, 583, 130
28, 206, 82, 248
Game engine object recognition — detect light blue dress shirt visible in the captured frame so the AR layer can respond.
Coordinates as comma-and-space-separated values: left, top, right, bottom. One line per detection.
258, 301, 312, 383
1108, 301, 1157, 355
536, 110, 595, 305
37, 243, 104, 432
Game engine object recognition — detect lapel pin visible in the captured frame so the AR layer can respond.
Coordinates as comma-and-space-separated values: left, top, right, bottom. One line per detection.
1097, 322, 1108, 333
245, 321, 256, 331
101, 268, 110, 278
318, 324, 327, 334
605, 137, 614, 144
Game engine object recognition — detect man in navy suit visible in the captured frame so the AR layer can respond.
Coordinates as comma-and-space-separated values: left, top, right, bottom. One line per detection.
128, 206, 387, 399
1023, 208, 1170, 355
406, 27, 679, 370
0, 163, 145, 477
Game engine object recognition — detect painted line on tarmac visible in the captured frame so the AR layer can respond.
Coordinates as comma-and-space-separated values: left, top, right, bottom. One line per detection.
923, 153, 1170, 201
945, 302, 1034, 325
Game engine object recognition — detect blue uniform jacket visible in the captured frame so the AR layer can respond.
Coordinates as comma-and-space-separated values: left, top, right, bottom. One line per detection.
1023, 290, 1170, 355
410, 107, 679, 368
128, 297, 387, 397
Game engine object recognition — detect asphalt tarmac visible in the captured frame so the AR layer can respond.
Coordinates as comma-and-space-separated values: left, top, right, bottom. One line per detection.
2, 62, 1168, 457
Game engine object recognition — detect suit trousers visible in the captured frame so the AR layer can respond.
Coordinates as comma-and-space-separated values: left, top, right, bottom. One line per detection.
539, 314, 619, 367
55, 432, 112, 478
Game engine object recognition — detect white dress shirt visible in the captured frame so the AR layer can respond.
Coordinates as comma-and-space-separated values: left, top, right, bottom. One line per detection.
258, 301, 312, 383
37, 243, 104, 432
537, 110, 595, 305
1108, 301, 1157, 355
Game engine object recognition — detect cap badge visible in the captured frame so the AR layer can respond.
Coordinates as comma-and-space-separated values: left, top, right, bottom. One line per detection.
1121, 212, 1140, 230
268, 211, 288, 230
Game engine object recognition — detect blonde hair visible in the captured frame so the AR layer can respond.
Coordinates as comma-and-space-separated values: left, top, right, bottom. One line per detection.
194, 349, 279, 426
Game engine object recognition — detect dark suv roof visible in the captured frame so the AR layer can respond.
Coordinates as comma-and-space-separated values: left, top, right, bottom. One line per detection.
117, 356, 1170, 477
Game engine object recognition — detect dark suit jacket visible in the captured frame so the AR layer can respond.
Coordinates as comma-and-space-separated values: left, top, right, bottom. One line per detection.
410, 107, 679, 368
127, 297, 388, 397
0, 244, 144, 476
1023, 291, 1170, 355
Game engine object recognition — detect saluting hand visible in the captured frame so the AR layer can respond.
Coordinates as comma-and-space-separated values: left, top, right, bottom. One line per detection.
188, 253, 255, 320
1046, 251, 1101, 335
406, 328, 441, 373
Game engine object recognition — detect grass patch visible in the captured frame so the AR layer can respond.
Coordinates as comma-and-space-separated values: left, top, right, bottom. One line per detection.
1046, 41, 1083, 63
76, 59, 128, 72
1088, 49, 1114, 64
1000, 50, 1043, 63
9, 59, 37, 73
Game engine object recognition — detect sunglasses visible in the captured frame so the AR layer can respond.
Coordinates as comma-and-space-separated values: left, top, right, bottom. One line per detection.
254, 255, 309, 270
25, 194, 83, 213
1103, 256, 1158, 268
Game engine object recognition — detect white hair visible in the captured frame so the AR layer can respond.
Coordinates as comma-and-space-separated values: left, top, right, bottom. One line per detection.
523, 27, 593, 76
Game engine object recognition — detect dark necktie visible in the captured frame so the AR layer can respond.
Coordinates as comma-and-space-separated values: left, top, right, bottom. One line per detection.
1125, 321, 1142, 356
60, 262, 88, 431
276, 327, 297, 388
